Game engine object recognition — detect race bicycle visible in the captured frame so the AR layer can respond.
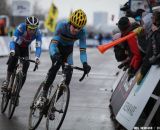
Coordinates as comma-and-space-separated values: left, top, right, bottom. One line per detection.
1, 57, 38, 119
28, 64, 87, 130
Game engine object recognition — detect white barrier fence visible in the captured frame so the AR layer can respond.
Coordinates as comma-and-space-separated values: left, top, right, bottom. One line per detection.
0, 36, 11, 56
0, 36, 99, 56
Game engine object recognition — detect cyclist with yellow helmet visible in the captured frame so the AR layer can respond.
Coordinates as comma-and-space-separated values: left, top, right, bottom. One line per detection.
41, 9, 91, 99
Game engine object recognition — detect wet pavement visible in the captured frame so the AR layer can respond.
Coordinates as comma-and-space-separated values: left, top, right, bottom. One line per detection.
0, 47, 119, 130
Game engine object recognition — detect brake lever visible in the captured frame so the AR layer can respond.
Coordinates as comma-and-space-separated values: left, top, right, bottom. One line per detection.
79, 72, 87, 82
33, 64, 38, 71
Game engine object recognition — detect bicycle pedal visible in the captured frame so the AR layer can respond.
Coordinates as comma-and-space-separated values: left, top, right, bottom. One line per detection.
1, 88, 8, 93
1, 89, 10, 96
1, 89, 6, 93
44, 112, 48, 117
48, 113, 55, 120
35, 97, 47, 108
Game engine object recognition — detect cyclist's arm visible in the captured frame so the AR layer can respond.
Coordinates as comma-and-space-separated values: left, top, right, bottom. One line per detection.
49, 40, 59, 56
10, 24, 24, 51
79, 30, 87, 64
35, 30, 42, 58
49, 22, 63, 56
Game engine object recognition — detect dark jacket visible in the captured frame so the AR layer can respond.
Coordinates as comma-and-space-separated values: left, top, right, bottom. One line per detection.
141, 29, 160, 76
114, 23, 142, 71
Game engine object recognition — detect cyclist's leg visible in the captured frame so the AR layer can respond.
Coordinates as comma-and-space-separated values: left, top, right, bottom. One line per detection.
21, 47, 30, 88
48, 46, 73, 120
65, 53, 73, 86
55, 50, 73, 101
14, 47, 29, 106
42, 44, 73, 97
56, 61, 73, 102
2, 45, 20, 90
60, 45, 73, 86
42, 55, 62, 98
2, 71, 12, 90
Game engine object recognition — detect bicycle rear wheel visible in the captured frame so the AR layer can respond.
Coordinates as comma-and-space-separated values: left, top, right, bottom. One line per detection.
28, 82, 44, 130
8, 73, 22, 119
46, 84, 70, 130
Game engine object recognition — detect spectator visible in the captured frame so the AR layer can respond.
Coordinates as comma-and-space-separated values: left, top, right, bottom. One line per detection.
136, 11, 160, 84
113, 17, 142, 81
88, 32, 94, 39
0, 18, 6, 36
97, 33, 103, 45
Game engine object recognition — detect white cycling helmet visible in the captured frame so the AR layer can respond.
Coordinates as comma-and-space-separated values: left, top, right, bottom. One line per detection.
25, 16, 39, 29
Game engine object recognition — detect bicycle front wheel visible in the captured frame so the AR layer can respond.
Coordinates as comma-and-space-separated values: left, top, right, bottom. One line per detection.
1, 73, 15, 113
8, 73, 22, 119
1, 91, 10, 113
28, 82, 44, 130
46, 84, 70, 130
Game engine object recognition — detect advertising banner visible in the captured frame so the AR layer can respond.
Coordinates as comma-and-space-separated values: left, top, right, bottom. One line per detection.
110, 71, 137, 116
12, 0, 31, 16
116, 66, 160, 130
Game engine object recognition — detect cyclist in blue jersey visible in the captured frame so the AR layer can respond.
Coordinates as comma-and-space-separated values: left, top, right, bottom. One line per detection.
1, 16, 42, 91
41, 9, 91, 99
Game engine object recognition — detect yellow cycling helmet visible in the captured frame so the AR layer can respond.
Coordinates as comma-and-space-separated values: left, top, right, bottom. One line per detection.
69, 9, 87, 29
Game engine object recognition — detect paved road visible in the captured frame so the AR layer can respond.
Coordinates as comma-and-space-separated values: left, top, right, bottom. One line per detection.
0, 47, 119, 130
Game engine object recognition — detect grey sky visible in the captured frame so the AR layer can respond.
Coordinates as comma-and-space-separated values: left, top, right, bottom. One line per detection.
10, 0, 127, 25
33, 0, 128, 25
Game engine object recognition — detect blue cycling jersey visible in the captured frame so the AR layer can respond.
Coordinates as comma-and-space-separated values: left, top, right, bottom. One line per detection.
49, 20, 87, 64
10, 23, 42, 58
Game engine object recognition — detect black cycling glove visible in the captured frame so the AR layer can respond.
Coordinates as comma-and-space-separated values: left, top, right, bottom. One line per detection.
83, 62, 91, 74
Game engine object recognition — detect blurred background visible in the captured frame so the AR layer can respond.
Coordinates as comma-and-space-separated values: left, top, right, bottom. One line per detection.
0, 0, 128, 45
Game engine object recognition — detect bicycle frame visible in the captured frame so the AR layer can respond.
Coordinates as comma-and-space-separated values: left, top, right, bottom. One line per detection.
47, 72, 66, 105
48, 64, 84, 101
8, 57, 37, 91
9, 60, 23, 92
5, 57, 38, 119
46, 64, 87, 128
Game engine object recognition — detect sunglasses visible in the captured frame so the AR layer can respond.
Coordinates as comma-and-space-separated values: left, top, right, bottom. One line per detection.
72, 24, 81, 30
27, 25, 37, 30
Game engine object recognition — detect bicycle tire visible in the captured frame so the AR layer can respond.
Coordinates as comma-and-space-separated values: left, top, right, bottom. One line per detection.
1, 73, 15, 113
46, 84, 70, 130
1, 91, 10, 113
28, 82, 44, 130
8, 73, 22, 119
